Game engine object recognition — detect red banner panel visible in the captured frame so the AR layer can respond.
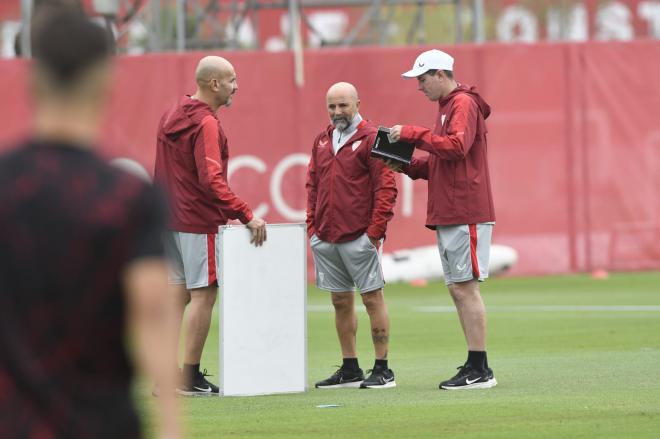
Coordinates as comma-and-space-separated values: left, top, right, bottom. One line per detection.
1, 41, 659, 276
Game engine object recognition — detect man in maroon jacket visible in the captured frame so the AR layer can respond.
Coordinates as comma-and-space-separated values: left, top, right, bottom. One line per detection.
154, 56, 266, 395
307, 82, 398, 389
387, 49, 498, 390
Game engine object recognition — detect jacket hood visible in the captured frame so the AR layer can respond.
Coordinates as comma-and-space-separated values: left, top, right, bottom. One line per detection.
161, 96, 215, 140
443, 84, 491, 119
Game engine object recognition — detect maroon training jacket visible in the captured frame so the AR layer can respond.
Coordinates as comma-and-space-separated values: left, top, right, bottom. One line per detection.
154, 96, 253, 234
306, 120, 397, 243
401, 85, 495, 228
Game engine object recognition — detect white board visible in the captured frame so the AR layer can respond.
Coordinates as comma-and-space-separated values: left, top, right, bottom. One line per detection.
218, 223, 307, 396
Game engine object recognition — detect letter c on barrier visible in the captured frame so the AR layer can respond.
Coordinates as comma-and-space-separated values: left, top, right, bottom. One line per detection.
228, 155, 269, 218
270, 153, 310, 221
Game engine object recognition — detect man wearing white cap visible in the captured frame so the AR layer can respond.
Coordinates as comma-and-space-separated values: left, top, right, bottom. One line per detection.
386, 49, 497, 390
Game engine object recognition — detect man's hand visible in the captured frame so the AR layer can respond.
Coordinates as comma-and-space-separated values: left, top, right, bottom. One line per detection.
246, 216, 267, 246
389, 125, 403, 142
384, 159, 403, 173
368, 236, 381, 250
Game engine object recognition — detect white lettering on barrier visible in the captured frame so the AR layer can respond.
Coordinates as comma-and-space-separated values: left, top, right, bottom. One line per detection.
547, 4, 588, 42
596, 2, 633, 41
640, 2, 660, 38
497, 1, 657, 42
270, 153, 310, 221
229, 153, 418, 221
227, 155, 269, 218
497, 5, 538, 43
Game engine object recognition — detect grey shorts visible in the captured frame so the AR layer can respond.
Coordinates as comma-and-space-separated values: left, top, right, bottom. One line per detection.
436, 223, 493, 285
163, 231, 220, 290
310, 233, 384, 293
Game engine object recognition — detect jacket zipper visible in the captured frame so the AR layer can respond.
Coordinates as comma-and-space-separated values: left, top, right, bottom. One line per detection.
329, 137, 336, 242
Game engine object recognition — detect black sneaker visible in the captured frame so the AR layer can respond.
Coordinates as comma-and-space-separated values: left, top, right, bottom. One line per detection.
315, 367, 364, 389
439, 364, 497, 390
177, 368, 219, 396
360, 366, 396, 389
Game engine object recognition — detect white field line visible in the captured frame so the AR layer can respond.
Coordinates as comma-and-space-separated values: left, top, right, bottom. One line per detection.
413, 305, 660, 313
307, 305, 660, 313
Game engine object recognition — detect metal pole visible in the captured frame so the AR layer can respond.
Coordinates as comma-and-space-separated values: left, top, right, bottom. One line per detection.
229, 0, 239, 49
20, 0, 33, 58
176, 0, 186, 52
148, 0, 162, 52
288, 0, 304, 88
472, 0, 484, 43
563, 47, 578, 273
454, 0, 462, 44
579, 50, 593, 273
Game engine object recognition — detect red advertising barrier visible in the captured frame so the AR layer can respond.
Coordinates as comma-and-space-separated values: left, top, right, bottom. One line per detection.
1, 41, 659, 276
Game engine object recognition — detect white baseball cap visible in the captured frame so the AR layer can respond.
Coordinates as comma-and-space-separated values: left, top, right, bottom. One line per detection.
402, 49, 454, 78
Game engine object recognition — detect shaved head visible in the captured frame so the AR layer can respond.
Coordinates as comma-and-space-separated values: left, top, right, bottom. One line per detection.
326, 82, 360, 131
326, 82, 359, 102
195, 56, 234, 85
193, 56, 238, 111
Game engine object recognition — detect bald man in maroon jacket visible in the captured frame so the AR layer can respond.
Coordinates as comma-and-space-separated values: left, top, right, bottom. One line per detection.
307, 82, 398, 389
388, 49, 497, 390
154, 56, 266, 395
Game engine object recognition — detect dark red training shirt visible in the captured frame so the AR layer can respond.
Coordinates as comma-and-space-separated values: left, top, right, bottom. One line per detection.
402, 84, 495, 227
0, 140, 167, 439
154, 96, 253, 234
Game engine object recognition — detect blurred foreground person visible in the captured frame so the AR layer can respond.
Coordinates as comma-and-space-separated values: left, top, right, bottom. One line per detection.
0, 9, 181, 438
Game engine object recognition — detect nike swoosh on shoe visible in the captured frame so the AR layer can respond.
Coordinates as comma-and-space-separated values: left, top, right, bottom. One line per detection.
340, 377, 361, 383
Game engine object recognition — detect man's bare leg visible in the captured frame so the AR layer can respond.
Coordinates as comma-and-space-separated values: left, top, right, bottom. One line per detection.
447, 280, 486, 351
179, 286, 217, 392
331, 292, 357, 358
314, 292, 364, 388
439, 279, 495, 390
183, 286, 217, 364
361, 289, 389, 360
359, 288, 396, 388
170, 285, 190, 364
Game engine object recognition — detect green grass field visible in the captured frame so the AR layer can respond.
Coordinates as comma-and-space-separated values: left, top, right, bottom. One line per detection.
137, 272, 660, 438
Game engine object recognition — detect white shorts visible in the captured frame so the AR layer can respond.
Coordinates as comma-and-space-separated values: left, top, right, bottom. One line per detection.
163, 231, 220, 290
436, 223, 493, 285
310, 233, 384, 293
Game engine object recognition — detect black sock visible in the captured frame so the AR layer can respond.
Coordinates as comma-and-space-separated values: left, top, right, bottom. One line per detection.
484, 352, 490, 370
342, 358, 359, 371
183, 363, 200, 380
374, 359, 388, 369
467, 351, 486, 372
